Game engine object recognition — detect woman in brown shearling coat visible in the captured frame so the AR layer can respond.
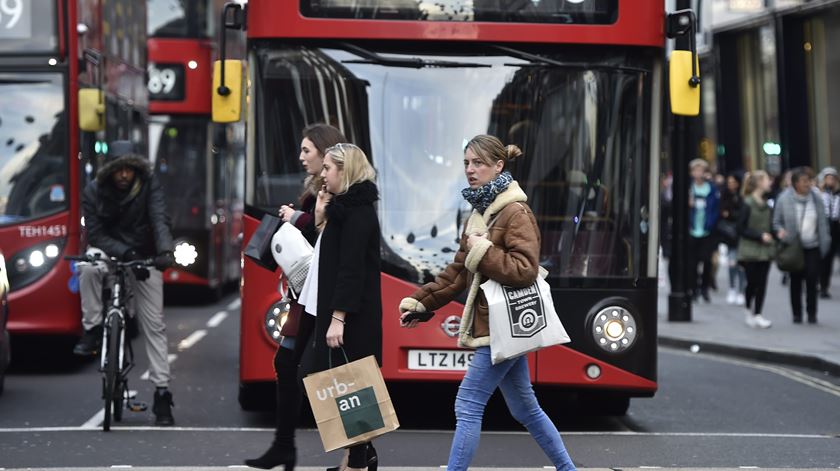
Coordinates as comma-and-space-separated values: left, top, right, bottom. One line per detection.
399, 135, 576, 471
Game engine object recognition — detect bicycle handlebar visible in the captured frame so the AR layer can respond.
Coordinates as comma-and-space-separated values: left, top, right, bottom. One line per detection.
65, 254, 156, 269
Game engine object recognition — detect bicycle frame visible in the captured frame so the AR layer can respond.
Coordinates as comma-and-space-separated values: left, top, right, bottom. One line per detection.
99, 271, 134, 377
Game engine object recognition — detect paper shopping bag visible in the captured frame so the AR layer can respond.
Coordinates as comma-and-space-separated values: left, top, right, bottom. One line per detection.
482, 271, 571, 365
303, 355, 399, 452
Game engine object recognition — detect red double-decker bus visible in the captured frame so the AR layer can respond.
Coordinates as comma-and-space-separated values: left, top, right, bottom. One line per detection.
218, 0, 694, 414
147, 0, 243, 298
0, 0, 147, 337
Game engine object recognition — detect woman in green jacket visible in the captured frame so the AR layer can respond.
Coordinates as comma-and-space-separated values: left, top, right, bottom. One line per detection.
736, 170, 776, 329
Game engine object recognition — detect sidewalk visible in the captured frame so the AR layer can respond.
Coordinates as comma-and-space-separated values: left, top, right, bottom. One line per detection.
657, 249, 840, 376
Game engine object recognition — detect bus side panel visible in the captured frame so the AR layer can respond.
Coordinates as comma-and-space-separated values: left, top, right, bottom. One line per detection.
535, 347, 657, 394
248, 2, 664, 47
240, 215, 282, 383
3, 213, 81, 335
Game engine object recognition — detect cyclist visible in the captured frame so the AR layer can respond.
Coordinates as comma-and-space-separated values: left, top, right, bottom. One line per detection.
72, 140, 177, 426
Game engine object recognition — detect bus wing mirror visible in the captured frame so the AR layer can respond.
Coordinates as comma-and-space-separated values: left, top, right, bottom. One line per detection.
669, 50, 700, 116
78, 88, 105, 132
212, 60, 243, 123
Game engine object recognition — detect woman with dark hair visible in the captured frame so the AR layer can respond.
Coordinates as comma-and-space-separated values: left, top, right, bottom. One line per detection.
246, 123, 347, 470
720, 173, 746, 305
399, 135, 576, 471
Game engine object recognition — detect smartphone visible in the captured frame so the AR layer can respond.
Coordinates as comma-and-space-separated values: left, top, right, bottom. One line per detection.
402, 310, 435, 323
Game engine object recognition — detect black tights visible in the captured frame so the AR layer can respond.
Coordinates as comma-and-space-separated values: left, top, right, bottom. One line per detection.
741, 261, 770, 315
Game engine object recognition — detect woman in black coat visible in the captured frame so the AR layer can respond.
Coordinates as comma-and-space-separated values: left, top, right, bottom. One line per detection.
298, 142, 382, 471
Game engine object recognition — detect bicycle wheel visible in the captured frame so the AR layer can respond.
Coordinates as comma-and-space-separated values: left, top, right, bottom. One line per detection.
103, 312, 122, 431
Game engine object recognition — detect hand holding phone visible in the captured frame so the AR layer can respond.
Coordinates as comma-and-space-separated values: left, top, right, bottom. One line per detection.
402, 310, 435, 323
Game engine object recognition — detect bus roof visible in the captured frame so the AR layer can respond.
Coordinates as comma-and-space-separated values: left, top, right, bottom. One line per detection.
246, 1, 664, 48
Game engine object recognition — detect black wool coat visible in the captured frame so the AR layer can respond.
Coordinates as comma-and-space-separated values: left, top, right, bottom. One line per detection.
300, 180, 383, 377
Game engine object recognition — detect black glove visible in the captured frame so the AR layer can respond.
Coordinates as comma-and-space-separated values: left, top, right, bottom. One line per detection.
132, 266, 150, 281
123, 249, 142, 262
154, 251, 175, 271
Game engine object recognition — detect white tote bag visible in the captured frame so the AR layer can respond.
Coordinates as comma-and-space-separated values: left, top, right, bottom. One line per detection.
271, 222, 314, 294
482, 269, 571, 365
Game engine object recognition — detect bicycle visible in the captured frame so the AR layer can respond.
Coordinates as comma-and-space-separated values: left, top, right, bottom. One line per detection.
67, 254, 156, 431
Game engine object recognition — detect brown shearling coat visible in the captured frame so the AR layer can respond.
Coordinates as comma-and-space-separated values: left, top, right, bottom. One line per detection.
400, 181, 541, 348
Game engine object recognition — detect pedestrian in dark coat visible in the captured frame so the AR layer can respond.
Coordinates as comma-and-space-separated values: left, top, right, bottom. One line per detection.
298, 142, 382, 471
246, 123, 347, 471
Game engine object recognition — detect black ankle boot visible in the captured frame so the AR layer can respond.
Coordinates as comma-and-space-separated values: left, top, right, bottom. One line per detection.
329, 443, 377, 471
245, 443, 296, 470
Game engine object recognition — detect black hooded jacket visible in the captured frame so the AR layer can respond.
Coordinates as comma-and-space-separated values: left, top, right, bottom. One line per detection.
83, 154, 173, 259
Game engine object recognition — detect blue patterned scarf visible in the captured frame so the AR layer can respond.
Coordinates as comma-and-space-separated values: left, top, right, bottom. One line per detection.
461, 171, 513, 214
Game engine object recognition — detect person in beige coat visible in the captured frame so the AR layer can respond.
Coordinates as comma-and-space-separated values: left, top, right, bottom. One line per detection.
399, 135, 576, 471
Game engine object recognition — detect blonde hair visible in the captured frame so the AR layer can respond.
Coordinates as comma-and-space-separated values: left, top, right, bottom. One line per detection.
325, 143, 376, 194
465, 134, 523, 169
689, 158, 709, 171
742, 170, 769, 196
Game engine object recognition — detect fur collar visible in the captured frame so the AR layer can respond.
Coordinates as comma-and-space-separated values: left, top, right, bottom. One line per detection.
326, 180, 379, 221
466, 180, 528, 231
95, 155, 152, 185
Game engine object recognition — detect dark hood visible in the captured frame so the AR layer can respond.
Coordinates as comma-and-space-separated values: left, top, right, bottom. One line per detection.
326, 180, 379, 222
95, 154, 152, 186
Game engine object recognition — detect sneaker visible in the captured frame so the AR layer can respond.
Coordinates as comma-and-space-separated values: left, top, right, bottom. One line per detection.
727, 289, 737, 304
745, 312, 757, 328
735, 293, 745, 306
753, 314, 772, 329
820, 291, 831, 299
153, 389, 175, 426
73, 325, 102, 356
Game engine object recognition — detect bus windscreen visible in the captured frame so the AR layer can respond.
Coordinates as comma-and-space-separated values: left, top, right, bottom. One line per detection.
301, 0, 617, 24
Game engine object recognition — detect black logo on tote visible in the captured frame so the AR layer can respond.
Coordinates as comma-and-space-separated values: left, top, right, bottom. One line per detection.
503, 283, 546, 337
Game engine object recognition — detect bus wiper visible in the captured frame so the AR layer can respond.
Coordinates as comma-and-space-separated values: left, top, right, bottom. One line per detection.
0, 78, 52, 85
340, 43, 490, 69
495, 45, 648, 74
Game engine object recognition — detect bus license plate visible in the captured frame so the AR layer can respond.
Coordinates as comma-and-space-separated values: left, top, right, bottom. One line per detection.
408, 349, 474, 371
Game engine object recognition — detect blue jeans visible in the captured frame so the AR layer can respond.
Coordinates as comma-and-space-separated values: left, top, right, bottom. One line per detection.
447, 347, 576, 471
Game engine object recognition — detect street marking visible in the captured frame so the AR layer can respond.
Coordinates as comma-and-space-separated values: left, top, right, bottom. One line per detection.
177, 330, 207, 351
1, 427, 837, 438
110, 466, 132, 469
207, 311, 228, 328
227, 298, 241, 310
140, 354, 178, 381
80, 409, 105, 429
663, 348, 840, 398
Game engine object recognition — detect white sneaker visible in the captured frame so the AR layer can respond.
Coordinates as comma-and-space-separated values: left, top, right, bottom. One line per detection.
735, 293, 745, 306
727, 289, 737, 304
754, 314, 772, 329
745, 312, 757, 327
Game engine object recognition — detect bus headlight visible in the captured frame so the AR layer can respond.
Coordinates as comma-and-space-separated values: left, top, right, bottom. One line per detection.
591, 305, 638, 353
264, 300, 291, 344
173, 241, 198, 267
8, 240, 65, 291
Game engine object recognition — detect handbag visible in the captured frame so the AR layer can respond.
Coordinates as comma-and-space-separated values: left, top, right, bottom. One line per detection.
482, 267, 571, 365
715, 219, 738, 245
271, 222, 314, 294
776, 237, 804, 272
303, 353, 400, 452
775, 201, 808, 273
243, 214, 282, 271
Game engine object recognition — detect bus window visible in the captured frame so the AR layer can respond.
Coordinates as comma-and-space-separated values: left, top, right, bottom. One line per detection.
0, 73, 68, 225
250, 45, 651, 283
0, 0, 58, 53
